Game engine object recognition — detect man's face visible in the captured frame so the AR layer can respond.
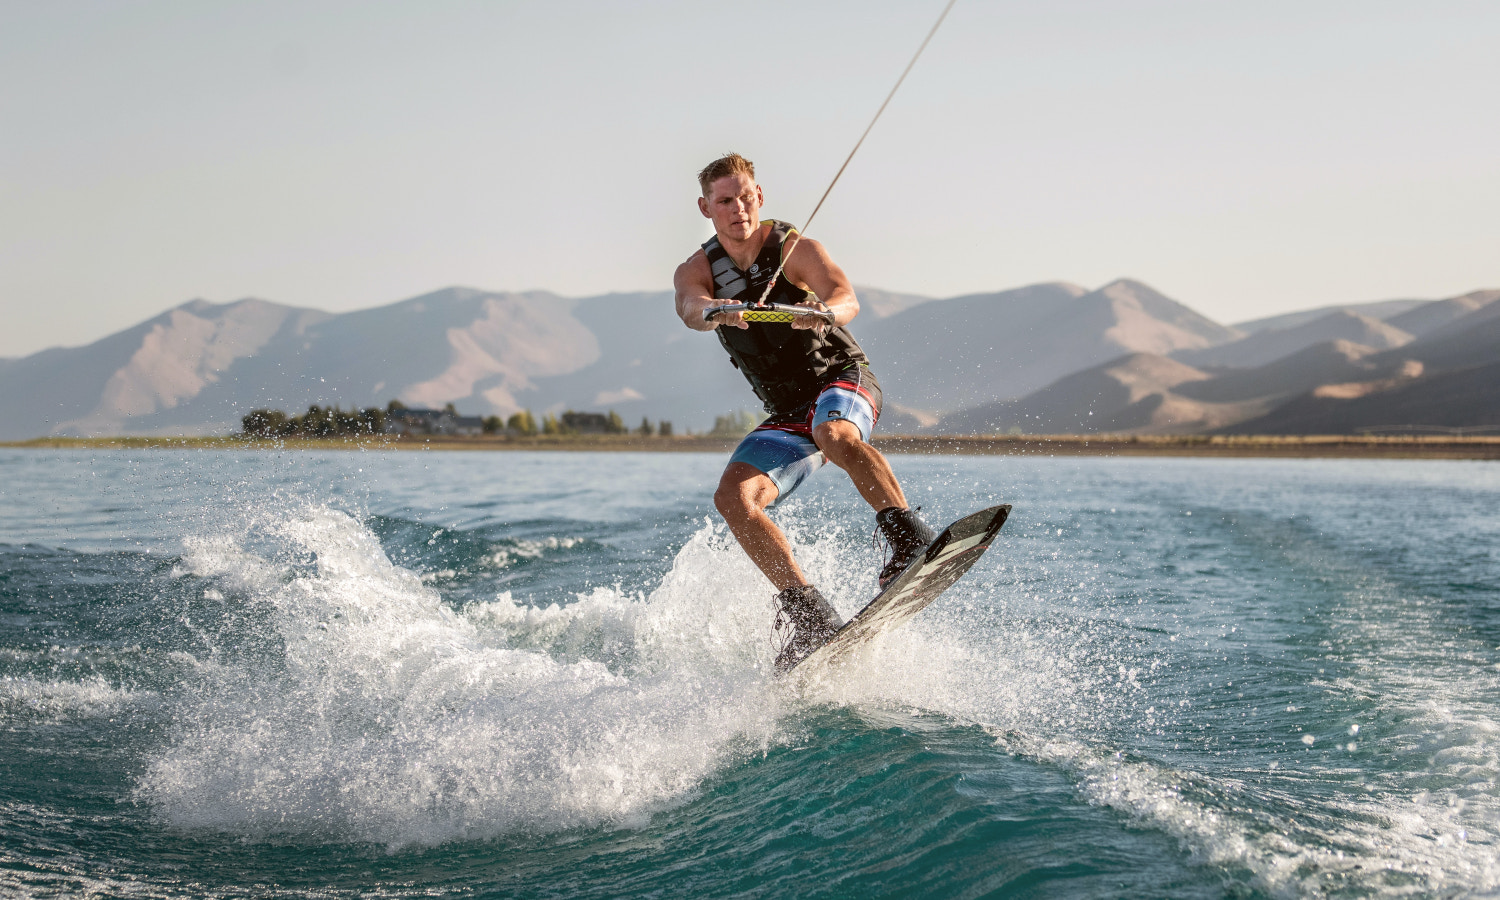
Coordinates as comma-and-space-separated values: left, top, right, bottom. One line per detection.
698, 173, 763, 242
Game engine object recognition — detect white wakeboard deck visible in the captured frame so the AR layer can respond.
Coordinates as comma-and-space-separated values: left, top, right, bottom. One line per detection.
791, 504, 1010, 675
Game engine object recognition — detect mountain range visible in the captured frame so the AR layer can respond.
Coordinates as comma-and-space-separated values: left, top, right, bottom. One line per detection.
1, 281, 1496, 440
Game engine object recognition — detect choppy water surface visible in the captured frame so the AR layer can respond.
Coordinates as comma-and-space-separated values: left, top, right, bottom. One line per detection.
1, 447, 1497, 898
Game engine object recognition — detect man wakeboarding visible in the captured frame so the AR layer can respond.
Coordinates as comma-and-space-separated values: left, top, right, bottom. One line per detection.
673, 153, 937, 673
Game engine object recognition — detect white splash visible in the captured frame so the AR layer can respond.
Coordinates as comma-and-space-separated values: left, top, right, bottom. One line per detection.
137, 507, 791, 848
479, 536, 583, 571
0, 675, 150, 721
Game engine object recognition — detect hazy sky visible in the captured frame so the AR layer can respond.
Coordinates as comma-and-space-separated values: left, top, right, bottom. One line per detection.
2, 0, 1497, 358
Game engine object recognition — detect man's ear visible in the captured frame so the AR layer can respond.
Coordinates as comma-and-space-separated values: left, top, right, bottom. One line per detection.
697, 196, 711, 218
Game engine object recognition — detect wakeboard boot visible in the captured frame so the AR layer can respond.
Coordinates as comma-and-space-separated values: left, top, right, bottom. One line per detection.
773, 584, 843, 674
876, 506, 938, 588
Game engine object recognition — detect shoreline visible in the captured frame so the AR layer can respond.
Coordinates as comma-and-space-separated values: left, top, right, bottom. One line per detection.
4, 433, 1499, 459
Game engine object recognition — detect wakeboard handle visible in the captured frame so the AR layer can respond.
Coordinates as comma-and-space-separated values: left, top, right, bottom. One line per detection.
704, 302, 836, 325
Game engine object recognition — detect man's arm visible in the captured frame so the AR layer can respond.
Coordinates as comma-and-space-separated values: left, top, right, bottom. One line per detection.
781, 237, 859, 331
674, 250, 746, 332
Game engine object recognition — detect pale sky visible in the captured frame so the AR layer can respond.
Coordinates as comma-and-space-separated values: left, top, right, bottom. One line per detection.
2, 0, 1497, 358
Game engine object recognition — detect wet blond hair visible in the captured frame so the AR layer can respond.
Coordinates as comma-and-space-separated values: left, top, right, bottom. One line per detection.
697, 153, 755, 197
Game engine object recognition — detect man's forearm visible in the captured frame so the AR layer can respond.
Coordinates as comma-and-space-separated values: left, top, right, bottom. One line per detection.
819, 287, 859, 328
676, 294, 720, 331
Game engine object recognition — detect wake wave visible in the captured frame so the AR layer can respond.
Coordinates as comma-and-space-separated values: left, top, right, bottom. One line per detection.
1, 674, 151, 722
136, 497, 1500, 898
138, 506, 789, 847
135, 501, 1152, 851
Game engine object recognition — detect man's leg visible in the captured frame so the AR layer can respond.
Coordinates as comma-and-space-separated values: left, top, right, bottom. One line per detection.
713, 462, 808, 591
714, 458, 842, 672
813, 416, 937, 587
811, 419, 908, 512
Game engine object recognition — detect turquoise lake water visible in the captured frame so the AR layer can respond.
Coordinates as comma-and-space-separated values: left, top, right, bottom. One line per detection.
1, 448, 1498, 898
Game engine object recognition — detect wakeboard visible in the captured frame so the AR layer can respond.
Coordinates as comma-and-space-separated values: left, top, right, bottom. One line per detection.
790, 504, 1010, 675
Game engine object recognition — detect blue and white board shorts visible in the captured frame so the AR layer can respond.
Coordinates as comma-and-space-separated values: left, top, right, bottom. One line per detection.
727, 382, 880, 505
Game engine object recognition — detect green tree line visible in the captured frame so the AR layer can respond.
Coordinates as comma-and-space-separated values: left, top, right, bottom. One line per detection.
243, 402, 677, 438
497, 410, 673, 436
710, 409, 765, 437
241, 405, 386, 437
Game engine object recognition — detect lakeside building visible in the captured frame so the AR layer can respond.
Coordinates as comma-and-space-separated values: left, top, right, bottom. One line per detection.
383, 408, 485, 437
559, 411, 619, 434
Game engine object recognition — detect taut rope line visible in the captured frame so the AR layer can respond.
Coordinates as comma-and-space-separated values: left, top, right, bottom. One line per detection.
753, 0, 959, 307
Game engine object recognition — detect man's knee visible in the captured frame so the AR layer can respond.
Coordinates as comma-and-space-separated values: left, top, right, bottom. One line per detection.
713, 482, 748, 519
813, 419, 866, 461
715, 464, 777, 521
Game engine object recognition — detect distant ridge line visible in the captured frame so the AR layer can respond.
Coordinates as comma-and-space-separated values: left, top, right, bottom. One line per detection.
2, 279, 1496, 440
1354, 424, 1500, 436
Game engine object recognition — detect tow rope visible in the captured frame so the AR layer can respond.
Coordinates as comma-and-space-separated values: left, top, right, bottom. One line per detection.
751, 0, 959, 308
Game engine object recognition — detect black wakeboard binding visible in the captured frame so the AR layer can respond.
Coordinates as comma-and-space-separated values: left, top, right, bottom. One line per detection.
773, 584, 842, 674
876, 506, 938, 588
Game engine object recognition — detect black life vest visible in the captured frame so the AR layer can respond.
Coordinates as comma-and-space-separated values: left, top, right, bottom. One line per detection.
703, 220, 870, 415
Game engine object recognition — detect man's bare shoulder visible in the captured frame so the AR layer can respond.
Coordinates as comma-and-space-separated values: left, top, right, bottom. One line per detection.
786, 234, 829, 259
675, 248, 712, 284
783, 234, 842, 278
